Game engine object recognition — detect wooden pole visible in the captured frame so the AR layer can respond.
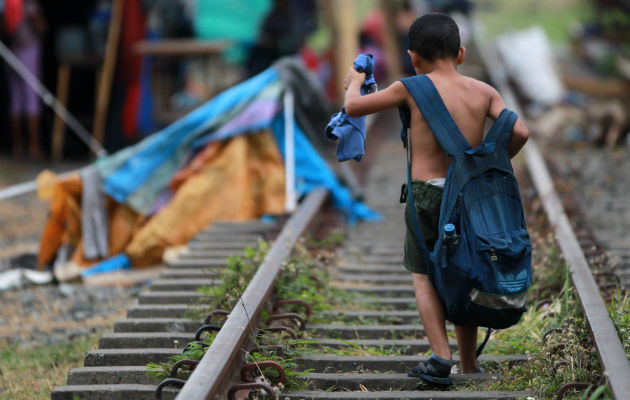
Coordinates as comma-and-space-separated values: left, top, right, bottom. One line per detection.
92, 0, 123, 148
329, 0, 358, 105
381, 0, 403, 82
51, 63, 71, 161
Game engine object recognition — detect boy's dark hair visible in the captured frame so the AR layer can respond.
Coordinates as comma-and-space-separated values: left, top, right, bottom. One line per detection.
408, 13, 460, 62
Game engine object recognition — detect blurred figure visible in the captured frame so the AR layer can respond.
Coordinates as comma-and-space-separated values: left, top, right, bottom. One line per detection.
245, 0, 317, 78
397, 1, 420, 76
4, 0, 46, 160
359, 9, 387, 83
427, 0, 471, 15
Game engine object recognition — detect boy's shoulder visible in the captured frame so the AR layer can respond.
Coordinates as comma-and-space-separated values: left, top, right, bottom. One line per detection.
458, 74, 498, 94
398, 73, 499, 107
399, 73, 497, 93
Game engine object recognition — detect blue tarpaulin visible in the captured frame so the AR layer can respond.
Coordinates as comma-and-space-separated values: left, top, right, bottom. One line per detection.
96, 66, 379, 223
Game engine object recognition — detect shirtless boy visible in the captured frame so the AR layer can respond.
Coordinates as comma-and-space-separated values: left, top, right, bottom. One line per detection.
343, 13, 529, 384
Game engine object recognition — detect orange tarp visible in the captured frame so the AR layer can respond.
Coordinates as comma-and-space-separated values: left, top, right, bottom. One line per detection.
126, 130, 285, 266
36, 172, 82, 267
37, 130, 285, 271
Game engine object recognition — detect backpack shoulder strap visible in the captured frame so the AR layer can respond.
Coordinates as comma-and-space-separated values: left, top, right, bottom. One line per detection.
398, 104, 411, 148
483, 108, 518, 150
400, 75, 470, 158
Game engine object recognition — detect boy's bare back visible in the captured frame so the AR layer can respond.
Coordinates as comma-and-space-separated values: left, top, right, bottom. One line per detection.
345, 69, 528, 180
404, 73, 505, 181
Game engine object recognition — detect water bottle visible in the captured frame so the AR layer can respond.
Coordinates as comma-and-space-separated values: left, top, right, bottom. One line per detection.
443, 223, 460, 253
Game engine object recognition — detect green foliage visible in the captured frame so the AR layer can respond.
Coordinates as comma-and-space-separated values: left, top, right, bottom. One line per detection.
607, 291, 630, 360
147, 238, 341, 389
146, 240, 268, 380
275, 241, 354, 315
308, 343, 408, 357
184, 240, 270, 320
305, 232, 346, 249
147, 333, 218, 381
246, 344, 312, 391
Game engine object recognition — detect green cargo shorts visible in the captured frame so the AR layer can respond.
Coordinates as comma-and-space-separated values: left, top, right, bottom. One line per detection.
401, 180, 443, 274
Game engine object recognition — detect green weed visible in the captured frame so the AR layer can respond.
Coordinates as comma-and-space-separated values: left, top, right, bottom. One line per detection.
607, 291, 630, 360
146, 332, 218, 381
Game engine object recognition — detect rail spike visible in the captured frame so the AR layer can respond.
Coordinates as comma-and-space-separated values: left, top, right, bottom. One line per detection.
272, 298, 312, 317
227, 382, 276, 400
170, 359, 200, 379
195, 324, 222, 341
267, 312, 307, 331
155, 377, 186, 400
241, 360, 286, 385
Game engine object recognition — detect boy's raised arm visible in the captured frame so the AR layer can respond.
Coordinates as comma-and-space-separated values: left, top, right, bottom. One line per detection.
344, 68, 407, 118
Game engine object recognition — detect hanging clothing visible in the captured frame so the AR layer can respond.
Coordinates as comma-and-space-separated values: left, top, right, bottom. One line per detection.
325, 54, 376, 162
80, 166, 109, 260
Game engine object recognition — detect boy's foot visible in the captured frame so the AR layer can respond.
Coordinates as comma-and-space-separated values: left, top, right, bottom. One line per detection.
408, 354, 453, 386
455, 362, 484, 374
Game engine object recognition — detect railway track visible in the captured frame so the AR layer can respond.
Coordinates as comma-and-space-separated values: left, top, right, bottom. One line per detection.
50, 221, 281, 400
51, 138, 536, 400
50, 121, 629, 400
48, 40, 629, 400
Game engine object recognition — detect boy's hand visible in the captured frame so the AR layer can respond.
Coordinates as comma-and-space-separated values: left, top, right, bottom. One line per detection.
344, 68, 366, 90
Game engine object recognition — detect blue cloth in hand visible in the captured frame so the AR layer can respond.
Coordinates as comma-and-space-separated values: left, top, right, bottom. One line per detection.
354, 54, 377, 95
326, 108, 366, 162
325, 53, 376, 162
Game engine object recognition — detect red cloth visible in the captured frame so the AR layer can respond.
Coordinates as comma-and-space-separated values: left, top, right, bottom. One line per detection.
4, 0, 24, 34
116, 0, 146, 139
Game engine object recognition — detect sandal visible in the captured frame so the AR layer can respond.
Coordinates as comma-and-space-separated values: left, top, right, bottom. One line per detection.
408, 354, 453, 385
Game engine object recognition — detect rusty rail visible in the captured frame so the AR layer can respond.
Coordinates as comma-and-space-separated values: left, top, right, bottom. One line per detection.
175, 187, 329, 399
476, 37, 630, 400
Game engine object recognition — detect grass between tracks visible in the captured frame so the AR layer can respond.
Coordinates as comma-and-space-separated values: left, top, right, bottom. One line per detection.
0, 333, 100, 400
145, 226, 630, 398
147, 233, 353, 390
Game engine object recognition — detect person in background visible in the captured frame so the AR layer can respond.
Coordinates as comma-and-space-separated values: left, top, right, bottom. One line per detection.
5, 0, 46, 160
245, 0, 316, 78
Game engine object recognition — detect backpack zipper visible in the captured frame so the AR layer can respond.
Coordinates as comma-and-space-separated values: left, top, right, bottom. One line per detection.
490, 247, 498, 262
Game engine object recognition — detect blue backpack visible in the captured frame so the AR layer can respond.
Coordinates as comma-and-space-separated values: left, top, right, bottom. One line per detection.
398, 75, 532, 334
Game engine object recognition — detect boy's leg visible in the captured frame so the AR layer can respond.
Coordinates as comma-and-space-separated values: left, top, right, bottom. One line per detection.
454, 325, 479, 373
411, 273, 451, 360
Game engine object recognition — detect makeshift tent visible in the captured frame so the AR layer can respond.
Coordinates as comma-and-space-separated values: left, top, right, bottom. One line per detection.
37, 60, 379, 277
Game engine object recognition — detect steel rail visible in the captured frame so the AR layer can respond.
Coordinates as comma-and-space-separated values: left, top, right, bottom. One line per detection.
175, 187, 329, 399
476, 39, 630, 399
